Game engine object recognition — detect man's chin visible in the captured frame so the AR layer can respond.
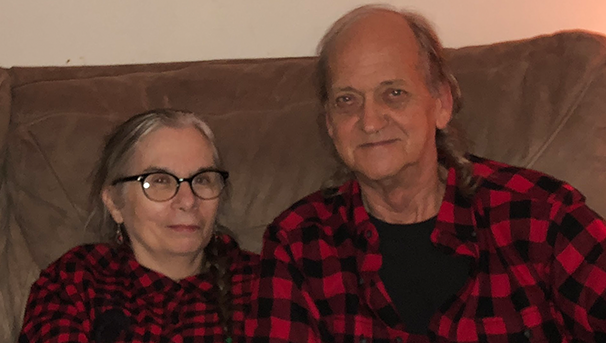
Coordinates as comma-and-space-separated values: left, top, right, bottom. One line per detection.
354, 166, 401, 183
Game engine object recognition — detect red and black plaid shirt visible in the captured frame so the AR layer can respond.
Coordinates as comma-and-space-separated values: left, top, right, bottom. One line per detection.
19, 234, 259, 343
247, 156, 606, 342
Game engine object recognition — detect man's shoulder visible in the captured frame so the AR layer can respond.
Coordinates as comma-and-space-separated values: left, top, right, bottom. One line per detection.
271, 180, 356, 232
471, 155, 584, 206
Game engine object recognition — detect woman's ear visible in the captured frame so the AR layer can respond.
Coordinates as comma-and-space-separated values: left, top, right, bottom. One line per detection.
102, 186, 124, 224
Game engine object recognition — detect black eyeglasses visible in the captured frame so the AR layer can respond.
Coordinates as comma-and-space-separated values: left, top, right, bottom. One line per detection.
111, 169, 229, 202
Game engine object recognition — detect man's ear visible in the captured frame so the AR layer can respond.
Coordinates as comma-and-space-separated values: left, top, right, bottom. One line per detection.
325, 108, 335, 138
102, 186, 124, 224
435, 82, 454, 130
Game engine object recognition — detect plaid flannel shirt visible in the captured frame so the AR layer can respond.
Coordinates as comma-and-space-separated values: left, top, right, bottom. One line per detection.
19, 233, 259, 343
247, 156, 606, 342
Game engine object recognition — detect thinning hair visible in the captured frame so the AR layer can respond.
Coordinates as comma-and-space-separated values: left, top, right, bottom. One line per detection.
317, 5, 477, 196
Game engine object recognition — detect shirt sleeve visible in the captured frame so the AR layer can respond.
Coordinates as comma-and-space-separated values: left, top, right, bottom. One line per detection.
550, 200, 606, 341
246, 221, 324, 343
18, 265, 90, 342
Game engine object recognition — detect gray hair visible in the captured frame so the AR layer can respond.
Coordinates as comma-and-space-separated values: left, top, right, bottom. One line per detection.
86, 108, 224, 241
317, 5, 476, 196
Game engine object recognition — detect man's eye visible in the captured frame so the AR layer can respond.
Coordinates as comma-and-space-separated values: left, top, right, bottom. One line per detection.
383, 88, 408, 105
334, 94, 361, 111
389, 89, 404, 97
335, 95, 352, 105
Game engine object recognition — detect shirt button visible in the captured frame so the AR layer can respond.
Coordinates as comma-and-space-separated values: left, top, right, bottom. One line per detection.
523, 329, 532, 339
358, 277, 365, 286
396, 337, 403, 343
470, 231, 477, 238
360, 337, 367, 343
365, 231, 372, 238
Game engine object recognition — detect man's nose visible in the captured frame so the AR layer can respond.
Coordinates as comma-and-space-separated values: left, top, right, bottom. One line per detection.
360, 97, 388, 133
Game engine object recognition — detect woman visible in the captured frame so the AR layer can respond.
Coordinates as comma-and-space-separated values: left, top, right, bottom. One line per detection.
19, 109, 258, 343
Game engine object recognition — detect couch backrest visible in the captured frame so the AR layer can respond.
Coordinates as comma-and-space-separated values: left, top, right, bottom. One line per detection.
450, 31, 606, 215
1, 30, 605, 341
7, 57, 339, 262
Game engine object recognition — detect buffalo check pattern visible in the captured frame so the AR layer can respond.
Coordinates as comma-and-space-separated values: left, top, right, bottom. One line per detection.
19, 234, 258, 343
247, 156, 606, 342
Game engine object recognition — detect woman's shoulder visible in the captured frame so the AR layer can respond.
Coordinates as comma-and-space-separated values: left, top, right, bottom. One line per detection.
40, 243, 121, 282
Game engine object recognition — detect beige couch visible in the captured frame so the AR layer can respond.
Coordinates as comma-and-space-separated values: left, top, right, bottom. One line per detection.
1, 30, 606, 341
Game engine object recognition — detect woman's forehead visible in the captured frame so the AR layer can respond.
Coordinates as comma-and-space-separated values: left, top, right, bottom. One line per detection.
130, 126, 215, 174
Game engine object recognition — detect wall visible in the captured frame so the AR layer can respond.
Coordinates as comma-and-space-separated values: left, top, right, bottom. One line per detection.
1, 0, 605, 67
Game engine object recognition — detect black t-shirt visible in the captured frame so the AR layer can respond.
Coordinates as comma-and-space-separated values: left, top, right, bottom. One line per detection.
370, 215, 470, 334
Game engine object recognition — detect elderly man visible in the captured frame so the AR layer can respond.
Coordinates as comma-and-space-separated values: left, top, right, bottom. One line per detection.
248, 5, 606, 343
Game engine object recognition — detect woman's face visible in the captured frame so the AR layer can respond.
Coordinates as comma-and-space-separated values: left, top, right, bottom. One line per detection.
103, 125, 220, 270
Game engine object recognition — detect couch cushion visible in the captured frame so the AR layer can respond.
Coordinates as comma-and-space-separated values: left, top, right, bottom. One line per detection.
449, 31, 606, 215
8, 58, 338, 267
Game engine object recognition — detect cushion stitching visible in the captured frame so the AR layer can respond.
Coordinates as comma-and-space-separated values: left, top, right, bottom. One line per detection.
526, 60, 606, 168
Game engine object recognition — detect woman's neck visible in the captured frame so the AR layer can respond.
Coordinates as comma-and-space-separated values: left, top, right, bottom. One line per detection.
132, 248, 205, 281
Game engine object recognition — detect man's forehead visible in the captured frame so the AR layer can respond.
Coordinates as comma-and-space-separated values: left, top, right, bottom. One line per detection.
330, 11, 419, 62
336, 11, 414, 44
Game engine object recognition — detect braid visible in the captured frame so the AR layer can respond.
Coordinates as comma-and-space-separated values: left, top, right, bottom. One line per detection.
204, 232, 234, 341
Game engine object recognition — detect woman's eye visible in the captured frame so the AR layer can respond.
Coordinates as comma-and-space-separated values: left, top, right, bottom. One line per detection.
152, 175, 171, 184
194, 175, 211, 185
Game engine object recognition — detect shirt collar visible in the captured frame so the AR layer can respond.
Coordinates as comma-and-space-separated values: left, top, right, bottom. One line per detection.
115, 233, 240, 298
343, 167, 480, 258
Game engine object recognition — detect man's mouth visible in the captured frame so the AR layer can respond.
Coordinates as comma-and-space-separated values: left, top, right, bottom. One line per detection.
359, 138, 399, 148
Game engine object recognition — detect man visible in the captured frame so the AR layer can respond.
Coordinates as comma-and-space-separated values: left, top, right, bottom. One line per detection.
247, 5, 606, 342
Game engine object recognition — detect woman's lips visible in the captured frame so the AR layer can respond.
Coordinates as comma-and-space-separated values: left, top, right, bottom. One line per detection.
168, 225, 200, 232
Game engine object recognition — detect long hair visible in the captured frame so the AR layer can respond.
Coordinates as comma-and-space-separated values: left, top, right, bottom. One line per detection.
204, 229, 236, 339
86, 108, 235, 337
316, 5, 477, 197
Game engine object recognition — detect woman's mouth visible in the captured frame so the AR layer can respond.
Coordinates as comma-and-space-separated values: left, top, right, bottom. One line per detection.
168, 225, 200, 232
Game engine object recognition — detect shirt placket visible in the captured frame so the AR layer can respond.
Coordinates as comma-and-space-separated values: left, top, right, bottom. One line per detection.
356, 220, 408, 342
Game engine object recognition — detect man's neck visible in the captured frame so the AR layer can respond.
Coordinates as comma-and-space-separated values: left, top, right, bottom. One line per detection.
358, 162, 446, 224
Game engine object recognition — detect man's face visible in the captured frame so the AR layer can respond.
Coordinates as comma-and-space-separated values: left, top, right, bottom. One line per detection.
325, 12, 452, 183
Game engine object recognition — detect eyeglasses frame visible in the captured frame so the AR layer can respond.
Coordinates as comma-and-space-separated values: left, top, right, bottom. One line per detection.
111, 168, 229, 202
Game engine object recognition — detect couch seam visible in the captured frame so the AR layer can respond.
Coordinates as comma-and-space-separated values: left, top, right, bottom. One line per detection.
526, 59, 606, 168
14, 128, 85, 220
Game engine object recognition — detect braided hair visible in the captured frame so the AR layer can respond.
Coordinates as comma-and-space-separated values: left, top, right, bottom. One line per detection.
203, 231, 235, 341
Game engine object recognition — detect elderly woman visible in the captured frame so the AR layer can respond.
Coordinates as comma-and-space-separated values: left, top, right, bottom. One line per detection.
19, 109, 258, 342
